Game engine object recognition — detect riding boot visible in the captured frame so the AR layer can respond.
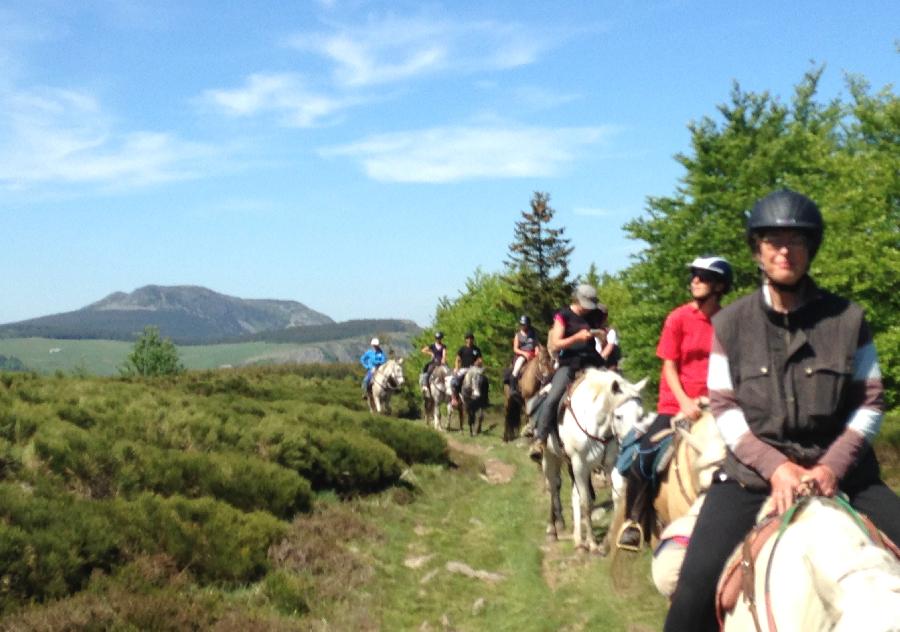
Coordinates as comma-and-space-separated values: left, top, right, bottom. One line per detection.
618, 474, 654, 549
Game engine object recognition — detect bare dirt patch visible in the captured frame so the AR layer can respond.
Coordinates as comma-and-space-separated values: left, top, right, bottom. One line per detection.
481, 458, 516, 484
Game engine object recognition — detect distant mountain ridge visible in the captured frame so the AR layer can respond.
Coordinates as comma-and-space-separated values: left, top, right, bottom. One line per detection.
0, 285, 335, 344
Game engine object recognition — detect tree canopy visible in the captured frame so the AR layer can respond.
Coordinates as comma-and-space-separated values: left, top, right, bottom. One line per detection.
121, 326, 184, 377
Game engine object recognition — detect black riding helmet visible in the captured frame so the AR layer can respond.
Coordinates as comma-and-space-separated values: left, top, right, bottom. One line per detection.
747, 189, 824, 259
519, 315, 531, 326
434, 331, 444, 340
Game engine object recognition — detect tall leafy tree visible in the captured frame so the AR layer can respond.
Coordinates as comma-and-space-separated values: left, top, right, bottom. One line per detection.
504, 192, 574, 337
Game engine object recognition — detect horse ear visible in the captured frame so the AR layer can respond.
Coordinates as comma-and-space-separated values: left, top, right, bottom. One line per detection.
633, 377, 648, 392
398, 358, 404, 364
611, 379, 622, 395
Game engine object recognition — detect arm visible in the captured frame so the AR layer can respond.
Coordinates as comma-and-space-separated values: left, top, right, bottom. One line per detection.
708, 333, 799, 513
513, 334, 524, 357
547, 315, 593, 354
811, 320, 884, 494
662, 359, 702, 421
599, 329, 617, 360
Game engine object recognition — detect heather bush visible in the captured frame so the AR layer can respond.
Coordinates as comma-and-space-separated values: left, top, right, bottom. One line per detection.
112, 493, 286, 583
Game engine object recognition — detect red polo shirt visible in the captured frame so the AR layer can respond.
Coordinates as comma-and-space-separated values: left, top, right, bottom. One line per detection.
656, 302, 717, 415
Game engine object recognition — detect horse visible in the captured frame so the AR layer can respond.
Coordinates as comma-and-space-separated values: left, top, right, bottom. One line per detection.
367, 358, 404, 415
422, 364, 453, 430
460, 365, 488, 436
503, 347, 553, 442
719, 492, 900, 632
652, 410, 727, 530
541, 369, 649, 554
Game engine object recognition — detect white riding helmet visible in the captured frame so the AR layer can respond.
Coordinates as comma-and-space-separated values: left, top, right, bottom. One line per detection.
371, 337, 380, 346
688, 256, 733, 293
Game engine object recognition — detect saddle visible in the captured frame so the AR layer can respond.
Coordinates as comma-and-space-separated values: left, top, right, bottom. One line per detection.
716, 495, 900, 631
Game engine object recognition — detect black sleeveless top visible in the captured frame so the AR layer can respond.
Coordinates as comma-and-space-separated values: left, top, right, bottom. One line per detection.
517, 327, 538, 352
557, 306, 606, 368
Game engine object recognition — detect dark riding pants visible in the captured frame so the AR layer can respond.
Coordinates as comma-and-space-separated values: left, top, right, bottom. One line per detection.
664, 475, 900, 632
534, 365, 575, 442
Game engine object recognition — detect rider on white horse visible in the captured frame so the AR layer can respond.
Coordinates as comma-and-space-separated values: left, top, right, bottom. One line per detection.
419, 331, 448, 387
529, 284, 608, 462
664, 190, 900, 632
359, 337, 387, 395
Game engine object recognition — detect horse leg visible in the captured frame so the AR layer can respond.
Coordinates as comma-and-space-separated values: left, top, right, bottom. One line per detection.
543, 451, 564, 540
573, 457, 605, 554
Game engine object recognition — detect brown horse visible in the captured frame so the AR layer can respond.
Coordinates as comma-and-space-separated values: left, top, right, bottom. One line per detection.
608, 409, 726, 555
503, 346, 552, 442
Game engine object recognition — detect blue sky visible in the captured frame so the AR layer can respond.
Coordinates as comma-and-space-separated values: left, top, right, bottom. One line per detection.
2, 1, 897, 327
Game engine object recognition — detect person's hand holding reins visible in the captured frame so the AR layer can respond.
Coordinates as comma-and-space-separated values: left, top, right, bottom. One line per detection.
770, 461, 807, 515
802, 464, 837, 497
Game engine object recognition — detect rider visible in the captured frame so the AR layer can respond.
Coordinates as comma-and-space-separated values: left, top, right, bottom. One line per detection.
510, 315, 538, 393
596, 316, 620, 371
452, 332, 483, 406
419, 331, 447, 387
617, 255, 732, 549
664, 189, 900, 632
528, 284, 608, 462
359, 337, 387, 395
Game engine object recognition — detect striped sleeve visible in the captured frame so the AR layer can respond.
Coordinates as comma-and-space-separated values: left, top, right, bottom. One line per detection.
708, 333, 788, 480
819, 321, 885, 479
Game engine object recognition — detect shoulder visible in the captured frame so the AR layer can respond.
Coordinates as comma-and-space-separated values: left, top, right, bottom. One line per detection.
713, 290, 760, 337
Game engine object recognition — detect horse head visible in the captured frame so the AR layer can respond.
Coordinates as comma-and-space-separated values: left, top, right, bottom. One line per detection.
674, 410, 725, 492
384, 358, 405, 388
463, 365, 485, 400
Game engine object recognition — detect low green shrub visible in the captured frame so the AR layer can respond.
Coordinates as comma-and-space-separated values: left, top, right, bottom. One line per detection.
113, 493, 287, 583
260, 569, 314, 616
115, 443, 313, 518
273, 427, 403, 494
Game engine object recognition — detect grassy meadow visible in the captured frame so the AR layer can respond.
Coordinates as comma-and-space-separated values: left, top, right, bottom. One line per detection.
0, 363, 896, 631
0, 337, 352, 375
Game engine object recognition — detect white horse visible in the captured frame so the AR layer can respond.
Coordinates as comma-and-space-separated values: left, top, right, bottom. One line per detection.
423, 364, 453, 430
542, 369, 649, 554
367, 358, 404, 415
720, 494, 900, 632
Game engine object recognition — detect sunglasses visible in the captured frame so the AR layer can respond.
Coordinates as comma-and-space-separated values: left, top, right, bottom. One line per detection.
691, 270, 720, 283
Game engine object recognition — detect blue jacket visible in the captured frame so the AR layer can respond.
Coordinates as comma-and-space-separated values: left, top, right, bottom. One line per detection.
360, 348, 387, 370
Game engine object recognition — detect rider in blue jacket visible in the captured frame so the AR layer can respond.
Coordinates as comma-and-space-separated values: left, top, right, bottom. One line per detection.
360, 338, 387, 393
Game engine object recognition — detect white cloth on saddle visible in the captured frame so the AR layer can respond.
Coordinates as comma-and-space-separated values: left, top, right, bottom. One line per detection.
652, 495, 707, 598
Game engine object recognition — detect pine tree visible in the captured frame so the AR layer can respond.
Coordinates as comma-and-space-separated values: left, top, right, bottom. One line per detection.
504, 192, 574, 336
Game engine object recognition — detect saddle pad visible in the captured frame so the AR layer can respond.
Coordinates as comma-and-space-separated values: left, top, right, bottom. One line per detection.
716, 514, 780, 620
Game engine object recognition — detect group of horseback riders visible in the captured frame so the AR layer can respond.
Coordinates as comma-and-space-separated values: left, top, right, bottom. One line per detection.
418, 330, 483, 407
362, 189, 898, 628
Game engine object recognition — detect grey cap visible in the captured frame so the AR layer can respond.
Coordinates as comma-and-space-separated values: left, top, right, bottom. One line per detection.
574, 284, 598, 310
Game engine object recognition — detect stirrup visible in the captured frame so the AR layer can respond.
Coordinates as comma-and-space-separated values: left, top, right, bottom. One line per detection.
616, 520, 644, 552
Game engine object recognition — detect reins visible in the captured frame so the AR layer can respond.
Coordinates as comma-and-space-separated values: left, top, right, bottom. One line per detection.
372, 362, 401, 392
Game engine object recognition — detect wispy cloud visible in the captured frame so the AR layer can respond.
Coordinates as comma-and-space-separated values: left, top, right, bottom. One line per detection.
202, 72, 358, 127
0, 87, 216, 189
289, 15, 552, 88
321, 124, 616, 183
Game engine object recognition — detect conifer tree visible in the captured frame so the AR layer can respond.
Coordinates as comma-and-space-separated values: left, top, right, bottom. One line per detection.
504, 192, 574, 336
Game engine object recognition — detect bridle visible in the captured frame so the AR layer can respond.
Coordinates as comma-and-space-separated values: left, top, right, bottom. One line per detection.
566, 393, 641, 446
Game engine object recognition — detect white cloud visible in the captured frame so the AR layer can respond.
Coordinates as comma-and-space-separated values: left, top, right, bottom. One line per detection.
321, 124, 616, 183
0, 86, 216, 189
289, 15, 552, 88
202, 72, 355, 127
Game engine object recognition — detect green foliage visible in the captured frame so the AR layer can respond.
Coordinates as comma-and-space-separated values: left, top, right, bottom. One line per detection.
604, 68, 900, 406
121, 326, 184, 377
113, 493, 286, 584
504, 191, 574, 336
0, 365, 448, 615
413, 270, 520, 383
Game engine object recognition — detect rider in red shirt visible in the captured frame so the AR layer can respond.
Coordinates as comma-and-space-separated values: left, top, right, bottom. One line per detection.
617, 256, 732, 549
